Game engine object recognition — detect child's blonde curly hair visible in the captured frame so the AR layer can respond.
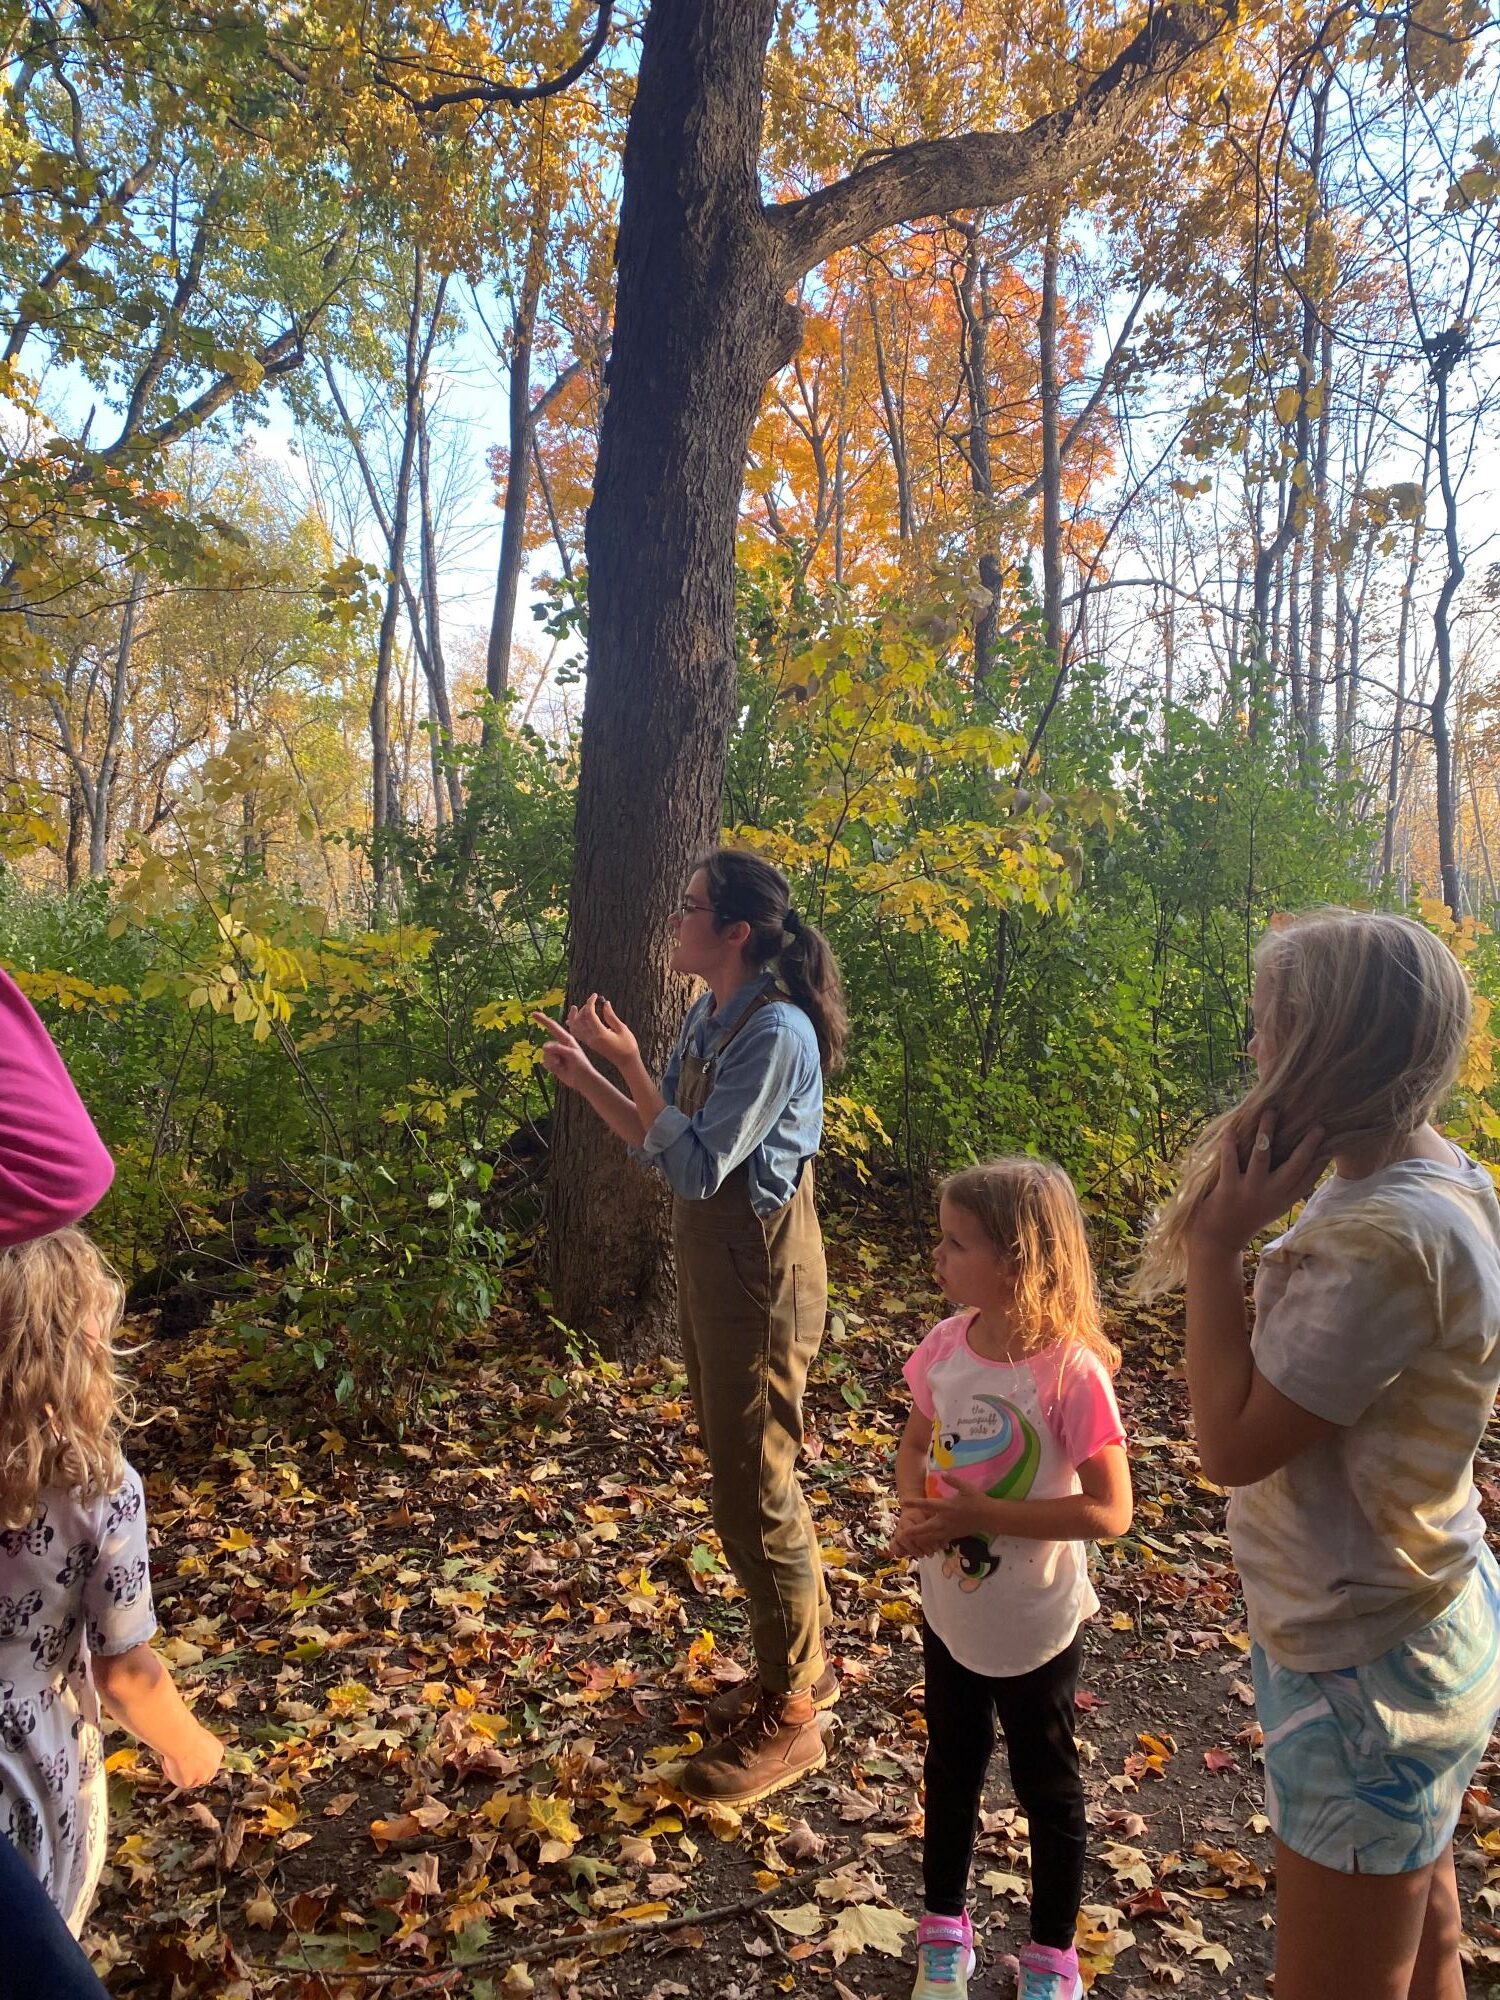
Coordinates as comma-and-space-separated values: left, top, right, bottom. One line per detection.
942, 1157, 1121, 1373
0, 1227, 128, 1529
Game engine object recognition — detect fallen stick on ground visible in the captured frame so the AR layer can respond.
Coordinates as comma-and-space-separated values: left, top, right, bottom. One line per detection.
249, 1845, 857, 1990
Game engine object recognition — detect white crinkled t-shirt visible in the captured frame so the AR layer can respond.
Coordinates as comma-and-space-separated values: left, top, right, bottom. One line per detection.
1230, 1148, 1500, 1672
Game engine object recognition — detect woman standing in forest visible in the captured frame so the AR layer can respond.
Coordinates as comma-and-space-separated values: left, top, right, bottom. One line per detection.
536, 849, 846, 1806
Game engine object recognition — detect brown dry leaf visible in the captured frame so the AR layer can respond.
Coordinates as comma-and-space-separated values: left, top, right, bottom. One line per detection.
400, 1851, 442, 1898
781, 1817, 827, 1861
814, 1865, 879, 1905
1194, 1842, 1268, 1894
243, 1889, 277, 1930
979, 1868, 1028, 1901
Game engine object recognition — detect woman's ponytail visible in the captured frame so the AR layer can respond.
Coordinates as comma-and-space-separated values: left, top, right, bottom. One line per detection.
701, 849, 848, 1073
778, 912, 848, 1074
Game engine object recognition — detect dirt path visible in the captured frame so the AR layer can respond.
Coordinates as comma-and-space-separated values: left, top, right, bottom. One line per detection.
85, 1238, 1500, 1997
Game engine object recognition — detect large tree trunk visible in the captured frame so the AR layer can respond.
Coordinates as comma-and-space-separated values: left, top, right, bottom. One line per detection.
546, 0, 797, 1344
545, 0, 1230, 1344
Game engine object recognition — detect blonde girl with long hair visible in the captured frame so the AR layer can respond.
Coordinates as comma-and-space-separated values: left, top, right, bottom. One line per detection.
1139, 909, 1500, 2000
0, 1229, 222, 1933
893, 1158, 1133, 2000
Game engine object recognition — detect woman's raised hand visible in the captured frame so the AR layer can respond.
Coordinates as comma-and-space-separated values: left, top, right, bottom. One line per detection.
532, 1012, 596, 1093
565, 994, 640, 1070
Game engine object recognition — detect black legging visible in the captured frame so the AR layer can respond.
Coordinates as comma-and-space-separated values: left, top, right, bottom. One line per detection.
921, 1620, 1086, 1948
0, 1829, 109, 1996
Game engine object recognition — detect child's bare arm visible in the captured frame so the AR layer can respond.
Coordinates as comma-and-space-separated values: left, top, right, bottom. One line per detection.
93, 1643, 224, 1788
895, 1407, 929, 1504
893, 1408, 948, 1557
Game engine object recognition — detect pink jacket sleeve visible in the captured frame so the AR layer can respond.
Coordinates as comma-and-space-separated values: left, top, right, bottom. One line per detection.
0, 965, 115, 1246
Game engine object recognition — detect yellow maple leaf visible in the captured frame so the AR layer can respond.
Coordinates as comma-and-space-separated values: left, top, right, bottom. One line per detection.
527, 1793, 581, 1851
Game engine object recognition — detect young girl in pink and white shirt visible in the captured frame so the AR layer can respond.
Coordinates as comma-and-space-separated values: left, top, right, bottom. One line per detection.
894, 1159, 1132, 2000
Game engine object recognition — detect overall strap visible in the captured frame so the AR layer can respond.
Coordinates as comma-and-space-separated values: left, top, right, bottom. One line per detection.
703, 986, 778, 1067
675, 988, 780, 1119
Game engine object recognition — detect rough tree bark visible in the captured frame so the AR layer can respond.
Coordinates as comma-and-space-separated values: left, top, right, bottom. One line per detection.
547, 0, 1229, 1344
546, 0, 804, 1341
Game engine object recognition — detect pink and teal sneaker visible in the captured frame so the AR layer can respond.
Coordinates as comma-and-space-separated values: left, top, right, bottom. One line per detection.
1018, 1940, 1084, 2000
911, 1910, 975, 1998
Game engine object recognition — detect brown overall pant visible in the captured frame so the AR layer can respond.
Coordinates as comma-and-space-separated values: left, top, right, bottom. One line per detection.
672, 1002, 830, 1696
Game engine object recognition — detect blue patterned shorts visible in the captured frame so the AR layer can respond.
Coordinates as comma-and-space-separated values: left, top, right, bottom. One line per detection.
1253, 1548, 1500, 1874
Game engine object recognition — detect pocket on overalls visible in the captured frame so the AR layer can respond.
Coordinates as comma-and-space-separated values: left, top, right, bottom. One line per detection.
791, 1259, 827, 1352
724, 1235, 774, 1317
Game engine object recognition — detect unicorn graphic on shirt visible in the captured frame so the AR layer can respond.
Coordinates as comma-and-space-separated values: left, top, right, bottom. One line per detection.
926, 1393, 1042, 1590
927, 1394, 1040, 1500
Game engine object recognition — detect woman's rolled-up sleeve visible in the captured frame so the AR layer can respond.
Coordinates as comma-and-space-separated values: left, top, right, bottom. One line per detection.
640, 1013, 802, 1200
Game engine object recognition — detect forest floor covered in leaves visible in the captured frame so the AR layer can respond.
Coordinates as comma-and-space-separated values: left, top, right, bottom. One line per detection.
87, 1221, 1500, 2000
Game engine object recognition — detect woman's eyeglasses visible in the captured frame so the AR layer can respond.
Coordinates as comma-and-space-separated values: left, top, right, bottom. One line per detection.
675, 897, 713, 918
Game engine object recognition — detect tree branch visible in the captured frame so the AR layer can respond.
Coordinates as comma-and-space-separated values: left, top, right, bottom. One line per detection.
767, 3, 1230, 281
98, 324, 305, 461
2, 135, 161, 366
1010, 277, 1152, 506
377, 0, 614, 114
95, 239, 352, 466
116, 182, 224, 444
